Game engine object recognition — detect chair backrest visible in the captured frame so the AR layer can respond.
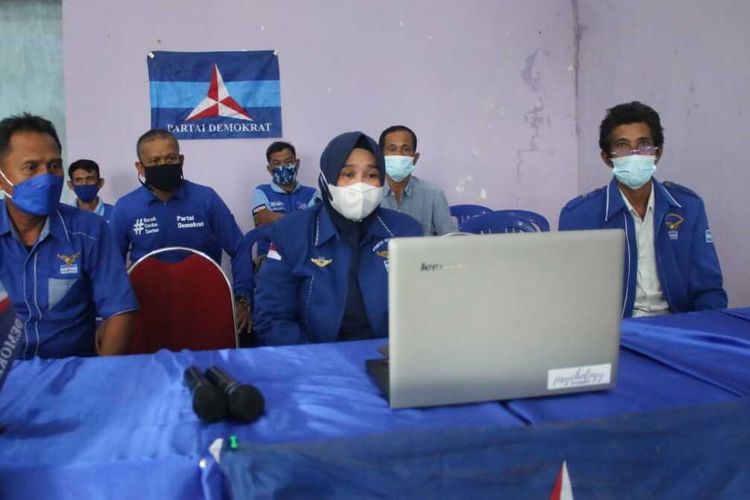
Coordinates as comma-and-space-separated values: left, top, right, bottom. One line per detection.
127, 247, 237, 354
493, 209, 550, 232
449, 204, 492, 225
459, 211, 538, 234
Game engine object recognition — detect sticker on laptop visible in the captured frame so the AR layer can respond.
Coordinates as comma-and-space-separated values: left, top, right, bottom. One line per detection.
547, 363, 611, 390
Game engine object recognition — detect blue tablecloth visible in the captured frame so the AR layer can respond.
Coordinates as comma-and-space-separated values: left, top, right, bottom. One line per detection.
0, 341, 518, 500
218, 397, 750, 499
505, 308, 750, 424
1, 309, 748, 499
620, 308, 750, 395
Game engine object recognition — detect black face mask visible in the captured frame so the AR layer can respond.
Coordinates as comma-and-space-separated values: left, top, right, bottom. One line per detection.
142, 163, 183, 191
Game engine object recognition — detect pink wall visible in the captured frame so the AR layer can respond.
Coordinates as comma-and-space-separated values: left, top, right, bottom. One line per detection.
62, 0, 578, 232
576, 0, 750, 306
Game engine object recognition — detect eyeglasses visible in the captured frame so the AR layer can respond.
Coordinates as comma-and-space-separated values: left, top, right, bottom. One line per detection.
610, 144, 659, 158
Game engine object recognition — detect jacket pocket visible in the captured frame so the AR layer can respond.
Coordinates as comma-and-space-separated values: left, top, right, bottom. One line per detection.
48, 277, 78, 309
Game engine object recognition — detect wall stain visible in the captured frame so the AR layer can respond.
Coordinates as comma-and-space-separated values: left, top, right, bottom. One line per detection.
515, 49, 548, 205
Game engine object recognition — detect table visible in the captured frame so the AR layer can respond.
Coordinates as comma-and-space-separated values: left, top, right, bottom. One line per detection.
1, 309, 748, 499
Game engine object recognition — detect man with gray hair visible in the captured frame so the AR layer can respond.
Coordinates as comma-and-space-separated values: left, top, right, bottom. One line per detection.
110, 129, 253, 332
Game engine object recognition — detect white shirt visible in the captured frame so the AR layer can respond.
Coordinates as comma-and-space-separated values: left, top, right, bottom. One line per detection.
620, 184, 670, 317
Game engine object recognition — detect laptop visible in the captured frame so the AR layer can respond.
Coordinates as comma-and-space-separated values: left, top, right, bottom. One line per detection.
367, 229, 624, 409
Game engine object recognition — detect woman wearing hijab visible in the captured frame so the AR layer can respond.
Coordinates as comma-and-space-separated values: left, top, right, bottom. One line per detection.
254, 131, 422, 345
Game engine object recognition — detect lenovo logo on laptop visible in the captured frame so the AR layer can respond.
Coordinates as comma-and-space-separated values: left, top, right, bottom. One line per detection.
420, 262, 463, 272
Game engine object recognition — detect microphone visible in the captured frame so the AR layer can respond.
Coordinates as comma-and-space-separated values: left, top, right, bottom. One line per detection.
184, 366, 227, 422
205, 366, 265, 423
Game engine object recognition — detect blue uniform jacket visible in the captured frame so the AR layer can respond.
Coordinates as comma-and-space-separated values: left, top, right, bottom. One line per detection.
251, 183, 317, 254
254, 204, 422, 345
0, 202, 139, 358
251, 183, 317, 216
559, 178, 727, 317
111, 180, 253, 300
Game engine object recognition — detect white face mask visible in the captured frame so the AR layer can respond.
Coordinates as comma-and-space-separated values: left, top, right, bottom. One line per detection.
612, 154, 657, 190
328, 182, 384, 221
384, 155, 414, 182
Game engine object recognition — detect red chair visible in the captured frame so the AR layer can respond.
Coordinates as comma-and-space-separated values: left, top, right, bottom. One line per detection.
127, 247, 237, 354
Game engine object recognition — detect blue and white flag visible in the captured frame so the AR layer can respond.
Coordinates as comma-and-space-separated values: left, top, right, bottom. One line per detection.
148, 50, 282, 140
0, 283, 22, 391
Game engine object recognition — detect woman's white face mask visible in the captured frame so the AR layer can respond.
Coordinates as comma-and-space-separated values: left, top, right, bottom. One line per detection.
327, 182, 384, 221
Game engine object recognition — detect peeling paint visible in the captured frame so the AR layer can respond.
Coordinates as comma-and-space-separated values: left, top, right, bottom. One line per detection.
521, 50, 542, 92
454, 175, 474, 193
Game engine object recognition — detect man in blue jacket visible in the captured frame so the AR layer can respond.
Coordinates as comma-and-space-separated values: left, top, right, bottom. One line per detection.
250, 141, 317, 257
559, 101, 727, 317
254, 131, 422, 345
111, 129, 252, 332
251, 141, 317, 227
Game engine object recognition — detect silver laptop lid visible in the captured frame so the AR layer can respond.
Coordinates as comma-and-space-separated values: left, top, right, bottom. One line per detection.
387, 229, 624, 409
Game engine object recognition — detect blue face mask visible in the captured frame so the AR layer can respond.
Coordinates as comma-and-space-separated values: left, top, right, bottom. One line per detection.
73, 184, 100, 203
271, 163, 298, 186
384, 155, 414, 182
1, 172, 64, 216
612, 154, 657, 190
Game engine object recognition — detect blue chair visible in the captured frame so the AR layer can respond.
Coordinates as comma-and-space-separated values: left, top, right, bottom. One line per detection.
493, 210, 550, 232
449, 204, 492, 226
459, 211, 537, 234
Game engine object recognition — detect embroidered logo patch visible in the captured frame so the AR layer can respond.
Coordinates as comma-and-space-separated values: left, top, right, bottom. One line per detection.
133, 216, 159, 236
176, 214, 205, 229
57, 253, 80, 266
665, 213, 684, 241
57, 253, 80, 275
310, 257, 333, 268
372, 239, 389, 253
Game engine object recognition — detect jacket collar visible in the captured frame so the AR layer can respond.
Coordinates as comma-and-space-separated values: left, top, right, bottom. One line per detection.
144, 180, 187, 205
314, 205, 394, 247
604, 177, 681, 222
384, 175, 416, 198
0, 201, 68, 244
270, 181, 301, 194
